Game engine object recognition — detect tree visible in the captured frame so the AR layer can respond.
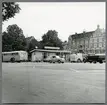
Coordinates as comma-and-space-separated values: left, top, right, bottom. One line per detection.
41, 30, 63, 49
26, 36, 39, 52
2, 24, 26, 52
2, 2, 20, 21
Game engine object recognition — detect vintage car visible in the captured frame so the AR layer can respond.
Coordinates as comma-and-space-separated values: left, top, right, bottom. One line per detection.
43, 55, 65, 63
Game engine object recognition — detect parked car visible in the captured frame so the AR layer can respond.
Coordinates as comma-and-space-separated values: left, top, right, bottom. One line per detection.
43, 56, 51, 62
44, 55, 65, 63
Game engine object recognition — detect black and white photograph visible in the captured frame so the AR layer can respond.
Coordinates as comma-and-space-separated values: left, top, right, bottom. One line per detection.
2, 2, 106, 103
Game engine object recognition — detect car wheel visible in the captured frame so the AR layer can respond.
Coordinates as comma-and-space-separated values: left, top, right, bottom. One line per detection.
49, 60, 52, 63
83, 60, 86, 63
58, 60, 61, 63
52, 60, 55, 63
89, 61, 92, 63
10, 58, 15, 62
93, 61, 97, 63
99, 61, 103, 63
77, 59, 81, 63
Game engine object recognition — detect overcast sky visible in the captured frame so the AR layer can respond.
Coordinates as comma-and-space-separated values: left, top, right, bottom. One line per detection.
2, 2, 105, 41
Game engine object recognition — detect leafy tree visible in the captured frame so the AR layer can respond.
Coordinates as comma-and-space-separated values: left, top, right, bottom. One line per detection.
38, 41, 44, 49
26, 36, 39, 52
2, 24, 26, 52
41, 30, 63, 49
2, 2, 20, 21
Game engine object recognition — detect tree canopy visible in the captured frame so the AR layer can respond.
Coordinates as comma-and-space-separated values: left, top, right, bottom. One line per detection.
41, 30, 63, 49
2, 24, 26, 52
2, 2, 20, 21
26, 36, 39, 52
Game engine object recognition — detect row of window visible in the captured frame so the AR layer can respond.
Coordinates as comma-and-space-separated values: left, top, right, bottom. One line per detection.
85, 50, 105, 54
72, 42, 105, 49
72, 49, 105, 54
90, 42, 105, 48
92, 32, 105, 38
73, 37, 105, 45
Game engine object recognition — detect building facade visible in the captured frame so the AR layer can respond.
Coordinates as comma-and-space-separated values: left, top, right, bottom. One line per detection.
62, 41, 69, 50
30, 47, 71, 62
68, 25, 106, 54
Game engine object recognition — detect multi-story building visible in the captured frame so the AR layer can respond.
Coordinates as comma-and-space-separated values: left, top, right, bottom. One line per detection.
62, 41, 69, 50
68, 25, 106, 54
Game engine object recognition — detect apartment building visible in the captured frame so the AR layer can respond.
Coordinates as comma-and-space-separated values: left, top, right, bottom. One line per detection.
68, 25, 105, 54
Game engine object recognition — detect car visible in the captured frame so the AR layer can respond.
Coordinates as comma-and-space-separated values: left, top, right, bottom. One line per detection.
44, 55, 65, 63
43, 56, 51, 62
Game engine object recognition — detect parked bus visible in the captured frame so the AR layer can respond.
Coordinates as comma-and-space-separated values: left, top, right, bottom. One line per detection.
2, 51, 28, 62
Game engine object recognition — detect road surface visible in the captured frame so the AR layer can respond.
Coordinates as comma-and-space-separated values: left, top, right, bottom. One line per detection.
2, 62, 105, 103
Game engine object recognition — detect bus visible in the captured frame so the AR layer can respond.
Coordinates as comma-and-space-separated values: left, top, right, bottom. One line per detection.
2, 51, 28, 62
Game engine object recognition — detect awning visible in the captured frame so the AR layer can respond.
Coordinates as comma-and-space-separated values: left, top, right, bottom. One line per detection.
30, 49, 71, 54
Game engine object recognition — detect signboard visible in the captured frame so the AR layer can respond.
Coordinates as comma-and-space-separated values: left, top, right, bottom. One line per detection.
44, 46, 60, 50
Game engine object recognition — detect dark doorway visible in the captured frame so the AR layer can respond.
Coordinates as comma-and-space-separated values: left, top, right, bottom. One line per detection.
43, 52, 47, 59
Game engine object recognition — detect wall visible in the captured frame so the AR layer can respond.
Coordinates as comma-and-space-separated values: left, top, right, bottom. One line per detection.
31, 51, 43, 61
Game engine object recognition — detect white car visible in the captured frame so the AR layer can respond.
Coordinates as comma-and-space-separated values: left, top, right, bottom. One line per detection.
44, 55, 65, 63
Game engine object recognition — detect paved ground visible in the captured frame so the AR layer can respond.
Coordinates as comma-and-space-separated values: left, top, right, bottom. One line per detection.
2, 62, 105, 103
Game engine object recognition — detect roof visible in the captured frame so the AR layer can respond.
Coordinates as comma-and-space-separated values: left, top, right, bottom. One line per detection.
2, 50, 27, 54
71, 31, 95, 37
26, 36, 35, 40
44, 46, 60, 50
30, 49, 71, 53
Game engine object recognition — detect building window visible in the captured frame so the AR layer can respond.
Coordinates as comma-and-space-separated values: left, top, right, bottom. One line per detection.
92, 38, 94, 43
97, 38, 99, 43
102, 43, 104, 47
97, 43, 99, 47
92, 43, 94, 48
102, 38, 104, 42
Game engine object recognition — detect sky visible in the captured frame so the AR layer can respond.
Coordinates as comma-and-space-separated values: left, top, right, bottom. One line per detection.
2, 2, 106, 41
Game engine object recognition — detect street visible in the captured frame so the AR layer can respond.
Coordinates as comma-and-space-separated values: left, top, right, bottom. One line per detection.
2, 62, 105, 103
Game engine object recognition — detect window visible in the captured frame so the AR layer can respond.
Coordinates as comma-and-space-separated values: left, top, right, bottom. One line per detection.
92, 38, 94, 42
102, 38, 104, 42
97, 43, 99, 47
102, 43, 104, 47
92, 43, 94, 48
97, 38, 99, 43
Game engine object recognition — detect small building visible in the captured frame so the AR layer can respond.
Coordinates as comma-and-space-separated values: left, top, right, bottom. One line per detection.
30, 47, 71, 62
